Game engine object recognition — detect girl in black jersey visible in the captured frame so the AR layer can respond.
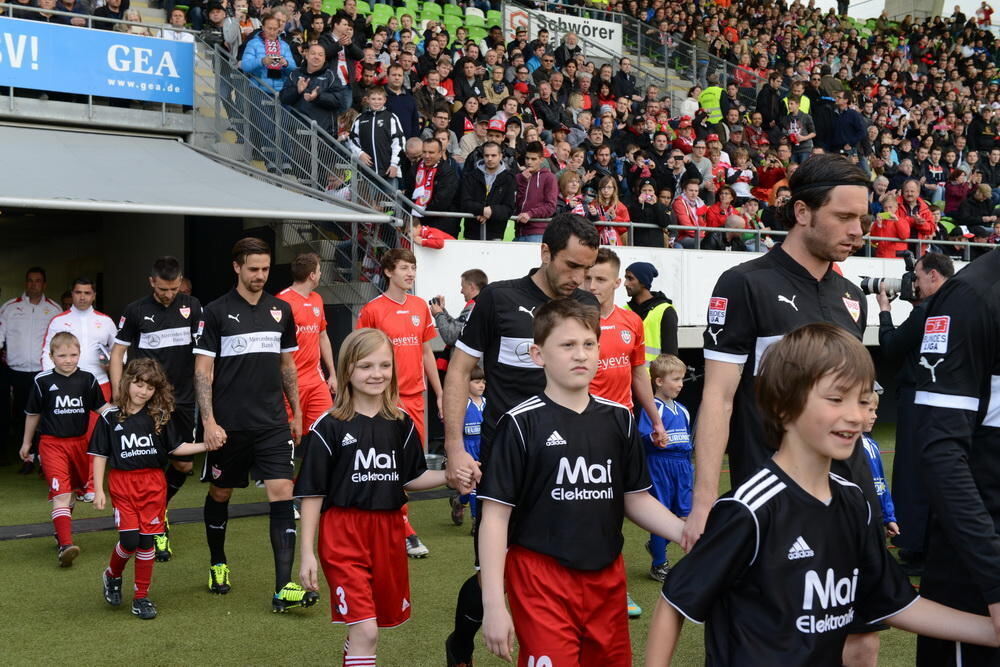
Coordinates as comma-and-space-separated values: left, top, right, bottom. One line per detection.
90, 359, 208, 620
295, 329, 452, 667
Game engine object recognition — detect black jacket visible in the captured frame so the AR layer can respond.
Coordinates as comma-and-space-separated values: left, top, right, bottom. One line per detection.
279, 65, 348, 134
611, 70, 639, 100
755, 84, 784, 128
531, 96, 565, 131
348, 107, 405, 177
625, 291, 679, 356
404, 159, 461, 237
957, 194, 995, 227
628, 200, 671, 248
386, 88, 420, 139
459, 162, 517, 240
878, 303, 927, 388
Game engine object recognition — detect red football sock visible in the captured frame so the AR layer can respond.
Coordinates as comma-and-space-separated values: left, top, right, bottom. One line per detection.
51, 507, 72, 546
133, 548, 155, 599
344, 656, 376, 667
401, 504, 417, 538
108, 542, 134, 578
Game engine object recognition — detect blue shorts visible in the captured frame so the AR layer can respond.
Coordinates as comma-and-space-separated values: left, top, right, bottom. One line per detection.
647, 454, 693, 517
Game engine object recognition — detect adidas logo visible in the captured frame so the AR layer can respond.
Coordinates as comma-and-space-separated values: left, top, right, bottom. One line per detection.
341, 433, 358, 447
401, 598, 410, 611
49, 384, 59, 391
788, 536, 815, 560
545, 431, 567, 447
114, 424, 124, 432
150, 517, 160, 525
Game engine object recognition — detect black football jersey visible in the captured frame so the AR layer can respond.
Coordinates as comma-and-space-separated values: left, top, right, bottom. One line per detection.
88, 406, 178, 470
25, 369, 105, 437
913, 248, 1000, 609
193, 289, 297, 431
477, 394, 651, 571
455, 271, 598, 462
662, 461, 916, 667
114, 294, 202, 406
293, 411, 426, 511
702, 244, 871, 488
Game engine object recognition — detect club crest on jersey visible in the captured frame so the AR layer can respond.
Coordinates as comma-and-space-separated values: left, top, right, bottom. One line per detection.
179, 306, 191, 319
270, 308, 283, 323
921, 316, 950, 354
411, 315, 420, 327
708, 297, 728, 325
620, 329, 632, 344
211, 465, 222, 480
313, 307, 321, 317
842, 296, 860, 323
118, 315, 126, 328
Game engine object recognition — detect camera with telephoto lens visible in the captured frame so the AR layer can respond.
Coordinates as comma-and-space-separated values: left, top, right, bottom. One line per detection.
858, 250, 917, 301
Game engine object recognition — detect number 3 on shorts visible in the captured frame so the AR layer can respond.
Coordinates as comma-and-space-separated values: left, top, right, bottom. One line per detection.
336, 585, 348, 615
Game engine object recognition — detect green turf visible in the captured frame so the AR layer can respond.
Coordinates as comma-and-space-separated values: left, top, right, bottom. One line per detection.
0, 426, 917, 665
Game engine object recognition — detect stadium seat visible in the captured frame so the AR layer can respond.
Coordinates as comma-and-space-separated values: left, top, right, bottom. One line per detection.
467, 26, 487, 42
371, 4, 393, 24
321, 0, 342, 12
486, 9, 501, 26
422, 3, 442, 19
464, 13, 485, 28
443, 4, 462, 17
395, 5, 414, 19
464, 6, 484, 19
443, 14, 463, 33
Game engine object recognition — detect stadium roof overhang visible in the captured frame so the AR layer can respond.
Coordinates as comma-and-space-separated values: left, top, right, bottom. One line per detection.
0, 125, 391, 223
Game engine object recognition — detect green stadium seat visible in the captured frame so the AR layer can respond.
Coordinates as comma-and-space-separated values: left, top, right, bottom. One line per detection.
464, 6, 484, 19
443, 4, 462, 17
467, 26, 487, 41
321, 0, 342, 12
422, 3, 442, 18
354, 0, 370, 14
396, 5, 414, 19
443, 14, 463, 33
464, 13, 485, 28
486, 9, 501, 26
371, 4, 393, 23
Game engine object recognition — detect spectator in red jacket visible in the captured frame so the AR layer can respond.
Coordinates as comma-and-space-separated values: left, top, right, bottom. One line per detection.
513, 142, 558, 242
869, 193, 911, 258
672, 178, 707, 249
898, 178, 937, 254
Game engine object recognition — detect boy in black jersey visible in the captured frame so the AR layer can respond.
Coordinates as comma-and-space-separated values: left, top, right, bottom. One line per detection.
295, 329, 450, 667
90, 359, 210, 620
647, 324, 1000, 666
478, 299, 684, 666
21, 332, 107, 567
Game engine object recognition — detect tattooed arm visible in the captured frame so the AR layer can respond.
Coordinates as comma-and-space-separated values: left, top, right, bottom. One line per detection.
281, 351, 302, 444
195, 354, 226, 450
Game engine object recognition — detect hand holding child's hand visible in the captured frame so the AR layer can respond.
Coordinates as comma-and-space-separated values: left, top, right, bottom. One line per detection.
885, 521, 900, 538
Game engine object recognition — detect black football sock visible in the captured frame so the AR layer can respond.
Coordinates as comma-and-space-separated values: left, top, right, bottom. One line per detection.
269, 500, 296, 593
165, 466, 188, 504
451, 574, 483, 661
204, 495, 229, 565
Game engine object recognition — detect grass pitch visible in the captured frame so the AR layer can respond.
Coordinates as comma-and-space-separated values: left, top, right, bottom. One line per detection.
1, 423, 918, 665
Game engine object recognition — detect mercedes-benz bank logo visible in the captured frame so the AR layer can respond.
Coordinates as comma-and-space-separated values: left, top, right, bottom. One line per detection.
515, 340, 532, 363
147, 334, 161, 347
231, 336, 248, 353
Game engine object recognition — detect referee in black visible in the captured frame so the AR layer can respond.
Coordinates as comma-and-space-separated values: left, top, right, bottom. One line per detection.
110, 256, 202, 562
441, 214, 600, 667
193, 237, 315, 613
913, 245, 1000, 665
681, 154, 884, 664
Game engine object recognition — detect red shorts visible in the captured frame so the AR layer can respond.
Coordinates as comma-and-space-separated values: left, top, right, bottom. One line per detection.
505, 546, 631, 667
400, 393, 425, 448
40, 435, 90, 500
318, 506, 410, 628
286, 376, 333, 433
108, 468, 167, 534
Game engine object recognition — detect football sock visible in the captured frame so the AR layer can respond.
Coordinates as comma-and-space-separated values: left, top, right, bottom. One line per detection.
401, 504, 417, 538
344, 656, 375, 667
451, 574, 483, 661
51, 507, 72, 546
165, 466, 188, 503
108, 542, 134, 578
134, 537, 155, 599
269, 500, 296, 593
204, 495, 229, 565
649, 533, 668, 567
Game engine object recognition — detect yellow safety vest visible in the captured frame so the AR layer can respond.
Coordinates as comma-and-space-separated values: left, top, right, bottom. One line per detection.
626, 301, 675, 363
698, 86, 723, 124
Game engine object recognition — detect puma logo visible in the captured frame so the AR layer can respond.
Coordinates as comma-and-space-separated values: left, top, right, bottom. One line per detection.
919, 356, 944, 383
518, 306, 536, 318
227, 314, 241, 323
143, 315, 155, 323
777, 294, 798, 311
708, 327, 722, 345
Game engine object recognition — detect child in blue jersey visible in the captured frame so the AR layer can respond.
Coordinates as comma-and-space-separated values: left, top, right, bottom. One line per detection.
862, 390, 900, 538
638, 354, 692, 582
450, 367, 485, 526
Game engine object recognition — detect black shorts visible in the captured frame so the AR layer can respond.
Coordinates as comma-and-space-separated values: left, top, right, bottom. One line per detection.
168, 405, 198, 463
201, 426, 295, 488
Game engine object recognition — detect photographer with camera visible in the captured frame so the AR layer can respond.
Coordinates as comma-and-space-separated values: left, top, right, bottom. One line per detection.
875, 251, 954, 576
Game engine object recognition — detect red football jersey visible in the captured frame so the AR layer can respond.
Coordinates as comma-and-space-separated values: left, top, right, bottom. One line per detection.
589, 306, 645, 408
357, 293, 436, 395
278, 287, 327, 382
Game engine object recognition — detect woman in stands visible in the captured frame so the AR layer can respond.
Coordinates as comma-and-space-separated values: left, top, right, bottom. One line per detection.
587, 176, 631, 246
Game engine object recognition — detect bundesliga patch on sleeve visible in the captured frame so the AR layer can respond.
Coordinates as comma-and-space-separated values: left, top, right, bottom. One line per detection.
920, 316, 950, 354
708, 297, 728, 325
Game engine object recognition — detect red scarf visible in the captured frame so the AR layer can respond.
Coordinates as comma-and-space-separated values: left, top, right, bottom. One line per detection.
412, 161, 438, 211
263, 36, 282, 70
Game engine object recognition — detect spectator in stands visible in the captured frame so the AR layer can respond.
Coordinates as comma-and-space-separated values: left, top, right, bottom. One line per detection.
201, 3, 239, 57
673, 177, 706, 249
93, 0, 126, 30
611, 58, 640, 102
587, 176, 631, 245
321, 12, 363, 108
779, 97, 816, 164
28, 0, 61, 23
280, 43, 346, 134
405, 138, 460, 237
348, 85, 405, 183
484, 65, 510, 108
957, 183, 998, 228
703, 214, 752, 252
161, 7, 195, 42
415, 73, 447, 122
456, 115, 489, 163
454, 57, 486, 106
421, 107, 459, 155
385, 64, 419, 139
340, 0, 369, 48
629, 178, 671, 248
532, 53, 557, 85
430, 269, 487, 348
242, 13, 294, 93
661, 148, 702, 198
556, 170, 585, 216
54, 0, 88, 26
898, 178, 938, 252
831, 91, 867, 158
451, 96, 481, 137
531, 81, 565, 137
460, 141, 516, 240
977, 147, 1000, 204
554, 32, 581, 68
513, 141, 558, 242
